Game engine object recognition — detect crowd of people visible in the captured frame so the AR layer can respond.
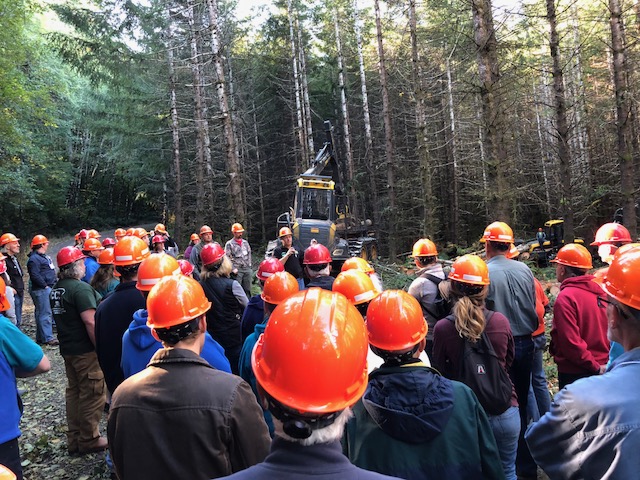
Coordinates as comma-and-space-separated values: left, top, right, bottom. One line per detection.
0, 220, 639, 480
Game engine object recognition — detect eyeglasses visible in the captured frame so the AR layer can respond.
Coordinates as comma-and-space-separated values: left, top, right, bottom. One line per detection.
597, 296, 614, 309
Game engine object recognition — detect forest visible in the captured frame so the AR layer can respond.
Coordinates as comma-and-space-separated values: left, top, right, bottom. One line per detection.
0, 0, 638, 258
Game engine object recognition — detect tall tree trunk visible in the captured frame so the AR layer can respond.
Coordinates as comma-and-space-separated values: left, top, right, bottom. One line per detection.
610, 0, 637, 237
186, 0, 210, 225
205, 0, 245, 224
297, 15, 314, 158
533, 80, 553, 218
353, 0, 380, 229
374, 0, 397, 260
167, 32, 183, 242
445, 55, 460, 243
334, 7, 357, 219
547, 0, 574, 241
253, 104, 267, 244
471, 0, 510, 222
288, 0, 306, 170
408, 0, 436, 238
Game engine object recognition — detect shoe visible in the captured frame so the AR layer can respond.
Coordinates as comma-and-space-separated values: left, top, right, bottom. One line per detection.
78, 436, 108, 454
45, 339, 59, 346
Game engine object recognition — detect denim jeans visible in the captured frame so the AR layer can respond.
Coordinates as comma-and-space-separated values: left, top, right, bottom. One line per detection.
488, 405, 520, 480
30, 287, 54, 343
510, 335, 537, 477
527, 333, 551, 422
14, 294, 23, 328
0, 438, 22, 480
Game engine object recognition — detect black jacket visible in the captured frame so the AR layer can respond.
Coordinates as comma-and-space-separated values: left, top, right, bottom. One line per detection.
4, 254, 24, 297
200, 277, 244, 353
108, 348, 270, 480
95, 281, 145, 394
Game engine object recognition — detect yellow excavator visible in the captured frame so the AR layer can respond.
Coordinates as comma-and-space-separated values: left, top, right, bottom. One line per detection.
527, 219, 584, 265
269, 121, 377, 270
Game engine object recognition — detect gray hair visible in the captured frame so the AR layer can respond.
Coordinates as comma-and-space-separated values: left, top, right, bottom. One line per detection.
58, 259, 84, 280
273, 408, 353, 446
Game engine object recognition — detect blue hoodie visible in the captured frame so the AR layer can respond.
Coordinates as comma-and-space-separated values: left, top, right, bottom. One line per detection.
240, 294, 264, 342
239, 318, 273, 436
82, 256, 100, 283
121, 309, 231, 378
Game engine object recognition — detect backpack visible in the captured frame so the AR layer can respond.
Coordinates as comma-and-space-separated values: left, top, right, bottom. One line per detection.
423, 273, 452, 320
448, 312, 513, 416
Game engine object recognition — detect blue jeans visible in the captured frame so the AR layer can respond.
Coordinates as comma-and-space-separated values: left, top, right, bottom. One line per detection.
14, 294, 23, 328
527, 333, 551, 422
297, 278, 305, 290
30, 287, 54, 343
488, 406, 520, 480
510, 335, 537, 477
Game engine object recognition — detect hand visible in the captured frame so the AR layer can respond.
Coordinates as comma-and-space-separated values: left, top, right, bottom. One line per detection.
599, 364, 607, 374
232, 268, 238, 274
288, 247, 297, 256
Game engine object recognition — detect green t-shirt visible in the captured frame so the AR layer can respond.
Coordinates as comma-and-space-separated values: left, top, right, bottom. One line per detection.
50, 278, 102, 356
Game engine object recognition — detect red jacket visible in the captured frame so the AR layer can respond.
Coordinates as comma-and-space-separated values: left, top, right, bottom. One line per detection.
550, 275, 609, 374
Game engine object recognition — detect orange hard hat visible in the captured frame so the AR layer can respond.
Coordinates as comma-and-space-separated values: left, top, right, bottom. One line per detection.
97, 249, 115, 265
82, 238, 104, 252
201, 243, 225, 266
102, 237, 116, 248
602, 246, 640, 310
57, 246, 86, 267
252, 288, 368, 413
0, 277, 12, 312
333, 270, 380, 305
256, 257, 285, 281
483, 221, 514, 243
449, 254, 490, 285
0, 464, 16, 480
261, 271, 299, 305
199, 225, 213, 235
231, 223, 245, 233
114, 228, 127, 239
303, 243, 332, 265
412, 238, 438, 257
366, 290, 427, 351
133, 227, 149, 239
190, 233, 200, 242
0, 233, 19, 246
341, 257, 375, 274
31, 235, 48, 248
146, 275, 211, 329
551, 243, 593, 269
278, 227, 292, 238
506, 243, 520, 259
86, 229, 101, 239
591, 222, 632, 246
113, 236, 150, 266
125, 228, 135, 237
154, 223, 167, 234
136, 254, 181, 291
613, 243, 640, 260
178, 259, 194, 276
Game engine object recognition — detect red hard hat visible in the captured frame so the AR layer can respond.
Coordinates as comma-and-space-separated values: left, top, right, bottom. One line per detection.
78, 229, 89, 239
82, 238, 104, 252
333, 270, 380, 305
366, 290, 427, 351
31, 235, 48, 248
261, 271, 299, 305
257, 257, 285, 281
146, 275, 211, 329
551, 243, 593, 269
412, 238, 438, 257
113, 236, 150, 266
0, 233, 19, 246
151, 235, 165, 245
591, 223, 632, 246
178, 259, 194, 276
57, 246, 86, 267
252, 288, 368, 413
341, 257, 375, 274
449, 254, 490, 285
97, 249, 115, 265
483, 221, 514, 243
201, 243, 225, 266
102, 237, 116, 247
303, 243, 332, 265
136, 254, 181, 291
199, 225, 213, 235
602, 246, 640, 309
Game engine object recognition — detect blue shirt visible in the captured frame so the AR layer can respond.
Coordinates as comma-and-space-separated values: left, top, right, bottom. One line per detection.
0, 314, 44, 443
82, 256, 100, 283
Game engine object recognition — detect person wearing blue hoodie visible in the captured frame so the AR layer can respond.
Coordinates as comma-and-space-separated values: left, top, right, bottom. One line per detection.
238, 271, 299, 437
119, 254, 232, 378
240, 258, 284, 342
344, 290, 504, 480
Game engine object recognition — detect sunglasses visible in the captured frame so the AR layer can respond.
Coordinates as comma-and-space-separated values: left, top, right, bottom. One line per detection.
597, 296, 630, 318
